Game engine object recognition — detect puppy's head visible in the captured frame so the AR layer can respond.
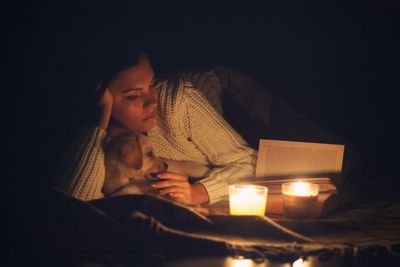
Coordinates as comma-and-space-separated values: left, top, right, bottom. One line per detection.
103, 131, 167, 195
136, 134, 168, 179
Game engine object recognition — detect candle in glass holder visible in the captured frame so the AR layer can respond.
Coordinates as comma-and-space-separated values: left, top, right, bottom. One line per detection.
229, 184, 268, 216
282, 182, 319, 218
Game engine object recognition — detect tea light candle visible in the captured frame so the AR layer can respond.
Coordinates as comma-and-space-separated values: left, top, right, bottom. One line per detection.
282, 181, 319, 218
229, 184, 268, 216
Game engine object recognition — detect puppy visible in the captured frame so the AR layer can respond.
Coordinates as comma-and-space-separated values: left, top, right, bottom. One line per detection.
103, 131, 166, 196
103, 131, 210, 201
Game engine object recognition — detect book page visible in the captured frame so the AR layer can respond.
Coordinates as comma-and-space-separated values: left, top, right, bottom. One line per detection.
256, 139, 344, 178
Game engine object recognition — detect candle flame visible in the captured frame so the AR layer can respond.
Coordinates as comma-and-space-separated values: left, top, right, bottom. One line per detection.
228, 258, 254, 267
293, 258, 304, 267
287, 182, 318, 196
293, 182, 309, 195
238, 186, 257, 196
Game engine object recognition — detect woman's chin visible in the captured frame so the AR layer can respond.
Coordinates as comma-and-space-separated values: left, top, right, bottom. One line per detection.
138, 119, 155, 132
119, 118, 155, 133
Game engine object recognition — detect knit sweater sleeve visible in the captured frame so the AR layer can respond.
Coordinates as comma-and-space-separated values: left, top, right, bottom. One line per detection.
183, 87, 257, 203
53, 125, 107, 201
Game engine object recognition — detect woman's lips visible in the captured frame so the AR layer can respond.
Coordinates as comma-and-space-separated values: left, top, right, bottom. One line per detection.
143, 113, 155, 121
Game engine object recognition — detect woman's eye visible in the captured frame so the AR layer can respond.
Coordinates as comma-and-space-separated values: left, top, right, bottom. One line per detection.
146, 151, 154, 158
126, 95, 139, 101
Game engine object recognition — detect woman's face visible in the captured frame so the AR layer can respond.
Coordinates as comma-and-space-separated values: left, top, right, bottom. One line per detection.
108, 54, 159, 133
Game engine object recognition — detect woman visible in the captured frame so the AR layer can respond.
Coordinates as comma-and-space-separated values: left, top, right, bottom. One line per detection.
54, 52, 257, 204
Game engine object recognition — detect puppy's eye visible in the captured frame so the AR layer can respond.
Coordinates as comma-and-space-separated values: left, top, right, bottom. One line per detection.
146, 151, 154, 158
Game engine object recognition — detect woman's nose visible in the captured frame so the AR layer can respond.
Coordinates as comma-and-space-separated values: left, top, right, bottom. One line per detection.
144, 91, 158, 107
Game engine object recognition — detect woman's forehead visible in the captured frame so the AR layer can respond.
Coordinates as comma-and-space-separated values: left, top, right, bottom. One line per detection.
109, 56, 154, 92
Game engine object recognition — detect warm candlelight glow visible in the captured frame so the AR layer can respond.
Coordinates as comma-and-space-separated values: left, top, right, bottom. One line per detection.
225, 257, 254, 267
282, 181, 319, 196
229, 184, 268, 216
282, 182, 319, 218
293, 258, 305, 267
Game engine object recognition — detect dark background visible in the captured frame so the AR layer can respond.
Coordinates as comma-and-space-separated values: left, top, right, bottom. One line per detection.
3, 0, 399, 252
3, 1, 399, 265
4, 0, 399, 195
4, 1, 399, 197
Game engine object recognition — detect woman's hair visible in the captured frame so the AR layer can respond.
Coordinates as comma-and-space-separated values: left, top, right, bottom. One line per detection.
77, 28, 144, 123
84, 28, 143, 89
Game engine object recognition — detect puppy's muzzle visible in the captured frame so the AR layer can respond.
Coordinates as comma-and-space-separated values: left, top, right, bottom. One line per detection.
148, 162, 168, 180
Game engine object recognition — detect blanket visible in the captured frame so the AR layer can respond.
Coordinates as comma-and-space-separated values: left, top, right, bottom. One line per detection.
35, 188, 400, 266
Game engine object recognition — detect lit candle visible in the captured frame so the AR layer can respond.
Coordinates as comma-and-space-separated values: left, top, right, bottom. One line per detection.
282, 181, 319, 218
229, 184, 268, 216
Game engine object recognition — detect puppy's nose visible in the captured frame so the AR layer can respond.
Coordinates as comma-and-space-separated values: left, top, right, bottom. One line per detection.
163, 162, 168, 171
148, 173, 159, 180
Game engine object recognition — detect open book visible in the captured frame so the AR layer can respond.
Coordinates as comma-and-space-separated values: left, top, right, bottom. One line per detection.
253, 139, 345, 216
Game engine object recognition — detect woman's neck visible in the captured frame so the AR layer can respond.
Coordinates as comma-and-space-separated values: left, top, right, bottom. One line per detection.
107, 125, 127, 139
107, 125, 147, 139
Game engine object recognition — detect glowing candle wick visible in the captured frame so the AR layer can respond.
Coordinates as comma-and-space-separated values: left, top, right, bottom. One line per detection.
293, 182, 309, 195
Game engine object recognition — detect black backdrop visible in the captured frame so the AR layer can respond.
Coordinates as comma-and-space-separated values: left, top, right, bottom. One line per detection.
3, 1, 400, 265
4, 0, 400, 219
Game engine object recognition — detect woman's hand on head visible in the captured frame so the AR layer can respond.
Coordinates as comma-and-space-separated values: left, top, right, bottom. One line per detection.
95, 88, 113, 129
151, 172, 209, 205
98, 88, 113, 109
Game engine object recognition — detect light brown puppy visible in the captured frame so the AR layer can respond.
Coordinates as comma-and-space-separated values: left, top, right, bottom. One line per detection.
103, 131, 210, 200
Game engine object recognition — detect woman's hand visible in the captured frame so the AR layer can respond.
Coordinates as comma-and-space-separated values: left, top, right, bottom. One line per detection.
98, 87, 113, 109
95, 88, 113, 129
151, 172, 209, 205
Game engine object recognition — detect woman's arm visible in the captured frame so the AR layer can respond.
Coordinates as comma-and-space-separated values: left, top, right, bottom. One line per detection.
53, 126, 107, 200
184, 86, 257, 203
53, 89, 113, 201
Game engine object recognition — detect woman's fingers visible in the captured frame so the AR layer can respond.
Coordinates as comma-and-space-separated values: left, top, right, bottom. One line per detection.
95, 88, 113, 129
169, 192, 185, 198
98, 88, 113, 108
151, 177, 192, 201
152, 172, 193, 201
151, 179, 187, 189
156, 172, 188, 181
158, 186, 188, 196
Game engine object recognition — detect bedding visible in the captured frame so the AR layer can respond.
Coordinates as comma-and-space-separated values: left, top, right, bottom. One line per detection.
33, 188, 400, 266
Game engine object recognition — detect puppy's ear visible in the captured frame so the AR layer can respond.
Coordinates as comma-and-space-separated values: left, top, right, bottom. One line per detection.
118, 138, 143, 170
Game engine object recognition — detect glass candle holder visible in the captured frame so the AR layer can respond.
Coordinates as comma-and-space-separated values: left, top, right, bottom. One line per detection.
229, 184, 268, 216
282, 182, 319, 218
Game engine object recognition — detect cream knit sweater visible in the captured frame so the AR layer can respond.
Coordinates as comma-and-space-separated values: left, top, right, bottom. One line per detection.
54, 72, 257, 203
